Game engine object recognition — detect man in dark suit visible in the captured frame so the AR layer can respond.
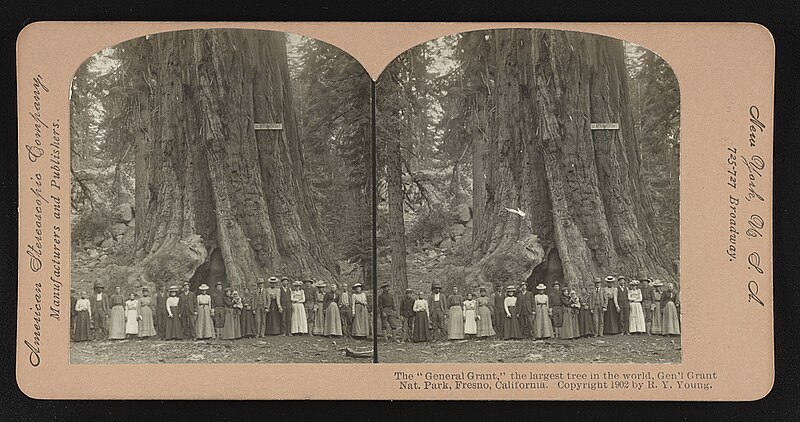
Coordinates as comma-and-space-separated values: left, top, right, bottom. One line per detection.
590, 278, 605, 337
338, 283, 352, 337
428, 282, 447, 341
617, 276, 631, 335
279, 277, 293, 336
254, 278, 268, 337
640, 277, 654, 335
211, 281, 225, 339
302, 279, 316, 335
154, 284, 168, 339
515, 282, 536, 338
91, 281, 110, 340
178, 281, 197, 339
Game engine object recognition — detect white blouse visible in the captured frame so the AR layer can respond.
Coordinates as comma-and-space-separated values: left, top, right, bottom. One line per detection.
75, 298, 91, 315
412, 299, 429, 317
503, 296, 517, 316
628, 288, 642, 303
166, 296, 180, 316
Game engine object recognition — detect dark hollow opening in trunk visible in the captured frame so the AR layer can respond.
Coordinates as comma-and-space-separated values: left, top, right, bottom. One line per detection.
188, 247, 227, 291
527, 247, 564, 290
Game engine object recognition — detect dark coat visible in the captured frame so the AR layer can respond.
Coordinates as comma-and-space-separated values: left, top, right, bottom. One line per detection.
516, 290, 535, 316
178, 291, 197, 316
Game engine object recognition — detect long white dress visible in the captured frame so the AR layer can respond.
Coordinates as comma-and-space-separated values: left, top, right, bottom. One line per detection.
463, 299, 477, 335
125, 299, 139, 335
290, 289, 308, 334
628, 288, 647, 333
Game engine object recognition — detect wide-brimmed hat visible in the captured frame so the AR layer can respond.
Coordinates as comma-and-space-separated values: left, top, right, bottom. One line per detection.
198, 284, 209, 290
506, 285, 517, 292
651, 280, 663, 287
303, 279, 314, 284
405, 288, 414, 293
352, 283, 363, 289
168, 285, 179, 292
479, 286, 487, 291
281, 276, 290, 281
641, 277, 652, 283
182, 281, 190, 287
316, 281, 327, 288
268, 277, 279, 283
617, 275, 627, 281
292, 280, 303, 287
630, 279, 640, 285
604, 276, 616, 283
535, 283, 547, 290
94, 281, 105, 289
215, 281, 223, 286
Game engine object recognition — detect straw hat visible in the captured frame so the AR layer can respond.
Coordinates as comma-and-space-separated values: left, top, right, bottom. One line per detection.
405, 288, 414, 293
316, 281, 327, 288
630, 279, 640, 285
168, 285, 179, 292
352, 283, 363, 289
651, 280, 664, 287
182, 281, 190, 287
506, 285, 517, 292
292, 280, 303, 287
198, 284, 209, 291
268, 277, 278, 283
604, 276, 616, 283
535, 283, 547, 290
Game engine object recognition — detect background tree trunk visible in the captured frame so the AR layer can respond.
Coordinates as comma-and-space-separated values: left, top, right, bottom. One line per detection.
472, 29, 675, 290
132, 29, 338, 291
386, 135, 409, 292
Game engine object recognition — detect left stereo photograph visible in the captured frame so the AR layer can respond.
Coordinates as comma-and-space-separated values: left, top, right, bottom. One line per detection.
68, 29, 376, 364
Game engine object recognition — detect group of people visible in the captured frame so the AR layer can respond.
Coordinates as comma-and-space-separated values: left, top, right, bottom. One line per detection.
373, 276, 681, 344
72, 274, 680, 346
71, 276, 379, 342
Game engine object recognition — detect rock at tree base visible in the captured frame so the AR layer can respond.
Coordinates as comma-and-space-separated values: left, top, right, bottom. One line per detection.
111, 223, 128, 238
454, 203, 472, 223
449, 223, 466, 238
116, 202, 134, 223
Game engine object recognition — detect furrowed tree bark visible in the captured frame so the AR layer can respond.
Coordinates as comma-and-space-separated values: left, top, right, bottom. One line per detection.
386, 134, 409, 293
471, 29, 676, 290
130, 29, 338, 291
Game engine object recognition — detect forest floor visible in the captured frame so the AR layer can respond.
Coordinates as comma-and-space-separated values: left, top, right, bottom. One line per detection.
71, 332, 680, 364
378, 333, 681, 364
70, 334, 377, 364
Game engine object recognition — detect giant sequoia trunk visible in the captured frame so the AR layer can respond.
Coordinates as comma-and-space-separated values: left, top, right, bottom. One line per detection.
472, 29, 675, 289
130, 29, 338, 291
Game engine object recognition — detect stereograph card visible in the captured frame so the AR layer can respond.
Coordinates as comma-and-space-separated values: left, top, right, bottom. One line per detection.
15, 22, 774, 400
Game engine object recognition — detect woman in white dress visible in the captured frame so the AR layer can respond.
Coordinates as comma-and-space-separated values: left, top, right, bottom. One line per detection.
124, 292, 140, 339
290, 281, 308, 334
628, 280, 647, 334
462, 293, 478, 336
195, 284, 215, 340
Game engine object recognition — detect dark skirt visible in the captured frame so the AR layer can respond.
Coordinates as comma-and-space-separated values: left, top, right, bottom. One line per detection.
165, 306, 183, 340
74, 310, 91, 342
412, 311, 431, 342
604, 298, 621, 334
266, 301, 282, 335
503, 305, 523, 339
240, 308, 257, 337
579, 308, 595, 336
